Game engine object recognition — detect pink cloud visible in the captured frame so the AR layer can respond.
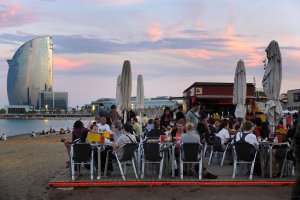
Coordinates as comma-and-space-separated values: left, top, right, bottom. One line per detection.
0, 3, 36, 27
53, 57, 87, 71
148, 23, 163, 42
85, 0, 143, 6
160, 49, 213, 60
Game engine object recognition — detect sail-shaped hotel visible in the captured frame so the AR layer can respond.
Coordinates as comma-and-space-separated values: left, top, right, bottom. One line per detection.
7, 37, 68, 110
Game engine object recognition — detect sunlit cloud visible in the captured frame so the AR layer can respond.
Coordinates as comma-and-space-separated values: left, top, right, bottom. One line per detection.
159, 49, 213, 60
148, 23, 163, 42
0, 3, 36, 27
53, 56, 87, 71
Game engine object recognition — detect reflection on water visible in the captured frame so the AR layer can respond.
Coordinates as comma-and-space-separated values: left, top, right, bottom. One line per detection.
0, 119, 90, 137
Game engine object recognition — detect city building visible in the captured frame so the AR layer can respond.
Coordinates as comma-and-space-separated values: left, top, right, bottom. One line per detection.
6, 36, 68, 110
84, 97, 178, 116
4, 105, 33, 114
39, 91, 68, 110
283, 89, 300, 111
183, 82, 256, 115
7, 37, 53, 107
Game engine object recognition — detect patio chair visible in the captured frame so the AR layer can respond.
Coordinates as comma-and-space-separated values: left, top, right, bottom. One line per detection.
141, 142, 164, 180
203, 141, 213, 157
232, 142, 257, 180
104, 143, 138, 180
280, 148, 295, 178
269, 143, 290, 178
179, 143, 203, 180
70, 143, 94, 180
208, 136, 229, 166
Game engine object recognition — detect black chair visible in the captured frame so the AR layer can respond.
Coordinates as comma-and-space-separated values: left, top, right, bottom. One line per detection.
70, 143, 93, 180
232, 142, 257, 180
141, 142, 164, 180
104, 143, 138, 180
269, 143, 290, 178
280, 148, 295, 178
208, 136, 229, 166
179, 143, 203, 180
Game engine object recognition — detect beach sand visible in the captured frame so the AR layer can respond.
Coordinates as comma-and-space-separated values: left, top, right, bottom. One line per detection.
0, 133, 294, 200
0, 133, 70, 200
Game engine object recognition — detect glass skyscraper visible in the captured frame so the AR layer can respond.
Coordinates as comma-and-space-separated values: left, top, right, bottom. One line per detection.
7, 37, 53, 107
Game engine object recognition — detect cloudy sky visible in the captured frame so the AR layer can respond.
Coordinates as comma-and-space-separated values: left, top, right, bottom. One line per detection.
1, 0, 300, 107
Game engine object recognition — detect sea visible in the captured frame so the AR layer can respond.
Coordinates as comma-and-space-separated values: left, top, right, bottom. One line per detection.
0, 119, 91, 137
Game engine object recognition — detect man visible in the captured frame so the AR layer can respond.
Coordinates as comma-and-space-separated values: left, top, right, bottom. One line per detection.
175, 105, 185, 122
97, 117, 111, 133
132, 117, 142, 139
146, 119, 165, 139
109, 105, 120, 124
186, 102, 201, 133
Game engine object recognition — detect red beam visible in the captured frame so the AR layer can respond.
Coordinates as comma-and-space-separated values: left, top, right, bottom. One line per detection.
49, 181, 295, 187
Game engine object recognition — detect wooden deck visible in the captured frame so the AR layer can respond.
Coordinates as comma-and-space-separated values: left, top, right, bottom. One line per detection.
49, 157, 296, 187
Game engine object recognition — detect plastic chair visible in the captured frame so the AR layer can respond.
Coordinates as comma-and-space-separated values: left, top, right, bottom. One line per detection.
280, 148, 295, 178
269, 143, 290, 178
104, 143, 138, 180
141, 142, 164, 180
208, 136, 229, 166
179, 143, 203, 180
70, 143, 94, 180
232, 142, 257, 180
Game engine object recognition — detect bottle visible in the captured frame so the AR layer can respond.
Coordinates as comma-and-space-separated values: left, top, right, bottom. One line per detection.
274, 136, 278, 143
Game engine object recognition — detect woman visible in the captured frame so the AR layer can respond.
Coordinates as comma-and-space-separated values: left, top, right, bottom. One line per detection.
113, 123, 137, 158
180, 122, 200, 175
216, 120, 230, 150
160, 107, 173, 132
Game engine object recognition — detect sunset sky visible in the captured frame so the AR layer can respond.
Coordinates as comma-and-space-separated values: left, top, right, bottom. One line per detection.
1, 0, 300, 107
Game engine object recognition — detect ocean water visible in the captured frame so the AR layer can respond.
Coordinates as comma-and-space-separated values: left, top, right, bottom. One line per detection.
0, 119, 90, 137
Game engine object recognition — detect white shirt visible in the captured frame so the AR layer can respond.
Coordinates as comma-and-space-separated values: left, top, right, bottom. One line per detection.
233, 131, 259, 148
97, 123, 111, 132
216, 128, 230, 144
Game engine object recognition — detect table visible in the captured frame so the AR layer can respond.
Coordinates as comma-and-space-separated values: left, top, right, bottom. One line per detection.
90, 142, 113, 180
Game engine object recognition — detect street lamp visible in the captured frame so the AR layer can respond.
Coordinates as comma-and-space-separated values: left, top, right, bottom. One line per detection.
45, 104, 48, 111
92, 105, 95, 116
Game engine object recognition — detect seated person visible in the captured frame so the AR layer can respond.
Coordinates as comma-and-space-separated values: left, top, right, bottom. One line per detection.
113, 123, 137, 158
171, 119, 185, 142
145, 119, 154, 131
180, 122, 200, 175
232, 120, 259, 149
112, 120, 124, 142
97, 117, 111, 133
145, 119, 165, 139
132, 117, 142, 140
62, 120, 89, 155
59, 128, 65, 135
216, 120, 230, 150
86, 115, 100, 129
205, 117, 218, 145
232, 120, 261, 175
61, 120, 89, 168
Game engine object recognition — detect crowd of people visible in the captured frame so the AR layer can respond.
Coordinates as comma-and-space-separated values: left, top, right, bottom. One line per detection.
61, 102, 300, 179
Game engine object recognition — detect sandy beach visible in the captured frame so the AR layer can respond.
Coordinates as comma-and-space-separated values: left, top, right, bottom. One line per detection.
0, 133, 70, 200
0, 133, 294, 200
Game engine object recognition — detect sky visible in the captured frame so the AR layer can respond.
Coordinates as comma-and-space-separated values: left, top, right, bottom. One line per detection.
1, 0, 300, 108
